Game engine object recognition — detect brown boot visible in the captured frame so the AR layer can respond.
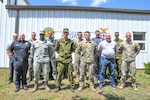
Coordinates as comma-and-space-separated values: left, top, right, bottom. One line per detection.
32, 81, 38, 92
133, 86, 138, 91
44, 81, 51, 92
118, 83, 124, 89
78, 86, 84, 91
90, 86, 96, 92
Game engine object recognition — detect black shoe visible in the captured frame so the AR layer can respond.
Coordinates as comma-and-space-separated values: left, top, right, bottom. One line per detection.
15, 88, 20, 92
55, 87, 60, 92
8, 80, 12, 84
23, 86, 28, 90
27, 78, 32, 83
70, 88, 75, 92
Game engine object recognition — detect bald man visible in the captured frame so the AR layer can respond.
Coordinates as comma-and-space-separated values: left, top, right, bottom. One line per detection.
6, 33, 18, 84
98, 33, 117, 92
118, 32, 140, 91
7, 33, 31, 92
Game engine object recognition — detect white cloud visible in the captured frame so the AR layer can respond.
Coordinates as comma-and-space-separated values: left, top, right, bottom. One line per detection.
91, 0, 108, 7
60, 0, 77, 6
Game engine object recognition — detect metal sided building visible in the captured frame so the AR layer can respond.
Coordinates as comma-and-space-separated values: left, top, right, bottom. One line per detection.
0, 0, 150, 68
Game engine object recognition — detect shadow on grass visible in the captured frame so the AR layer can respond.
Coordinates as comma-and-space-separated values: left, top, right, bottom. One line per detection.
103, 93, 125, 100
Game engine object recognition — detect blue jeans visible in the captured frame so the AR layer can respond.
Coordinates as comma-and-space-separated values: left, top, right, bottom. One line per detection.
94, 53, 100, 79
99, 56, 116, 88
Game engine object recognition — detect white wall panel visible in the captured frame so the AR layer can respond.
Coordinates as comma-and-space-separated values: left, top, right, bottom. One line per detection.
0, 1, 16, 68
1, 6, 150, 68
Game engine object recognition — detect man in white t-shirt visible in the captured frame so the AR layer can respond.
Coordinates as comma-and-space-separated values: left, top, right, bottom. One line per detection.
98, 33, 117, 92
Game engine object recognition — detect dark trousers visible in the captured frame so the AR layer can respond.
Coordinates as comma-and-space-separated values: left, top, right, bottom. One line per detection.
94, 53, 100, 79
14, 60, 28, 89
9, 56, 14, 82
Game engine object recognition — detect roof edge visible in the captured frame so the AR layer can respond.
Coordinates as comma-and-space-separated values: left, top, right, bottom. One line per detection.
5, 5, 150, 14
24, 0, 30, 5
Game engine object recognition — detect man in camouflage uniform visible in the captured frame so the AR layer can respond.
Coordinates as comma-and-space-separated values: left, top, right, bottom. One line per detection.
78, 31, 97, 92
55, 28, 75, 92
73, 31, 83, 83
46, 30, 56, 80
30, 31, 55, 92
114, 32, 123, 82
118, 32, 140, 91
27, 32, 37, 83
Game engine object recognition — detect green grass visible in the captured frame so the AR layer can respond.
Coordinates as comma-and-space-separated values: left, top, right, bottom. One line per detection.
0, 69, 150, 100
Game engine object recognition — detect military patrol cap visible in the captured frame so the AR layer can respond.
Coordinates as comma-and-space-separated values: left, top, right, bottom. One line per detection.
63, 28, 69, 33
115, 32, 119, 35
40, 31, 45, 35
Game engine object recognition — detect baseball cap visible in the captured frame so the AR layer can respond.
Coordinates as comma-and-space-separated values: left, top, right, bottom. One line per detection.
115, 32, 119, 35
63, 28, 69, 33
40, 31, 45, 35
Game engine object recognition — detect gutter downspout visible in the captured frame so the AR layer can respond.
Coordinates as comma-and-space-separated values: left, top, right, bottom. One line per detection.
14, 0, 19, 34
15, 9, 19, 33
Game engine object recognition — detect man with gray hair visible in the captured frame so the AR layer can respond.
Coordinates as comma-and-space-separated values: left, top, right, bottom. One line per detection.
6, 33, 18, 84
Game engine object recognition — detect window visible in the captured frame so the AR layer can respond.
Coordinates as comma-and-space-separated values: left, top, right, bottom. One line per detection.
133, 32, 146, 51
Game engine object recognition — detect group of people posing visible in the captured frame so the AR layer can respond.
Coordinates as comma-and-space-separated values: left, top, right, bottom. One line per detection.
6, 28, 140, 93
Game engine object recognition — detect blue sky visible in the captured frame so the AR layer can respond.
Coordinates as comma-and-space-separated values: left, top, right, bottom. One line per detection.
29, 0, 150, 10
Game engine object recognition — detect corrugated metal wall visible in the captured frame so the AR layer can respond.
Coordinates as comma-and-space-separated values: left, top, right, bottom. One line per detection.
1, 3, 150, 68
0, 1, 16, 67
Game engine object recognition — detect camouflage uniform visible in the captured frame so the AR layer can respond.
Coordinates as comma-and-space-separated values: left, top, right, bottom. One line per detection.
30, 40, 55, 84
28, 39, 37, 82
114, 39, 123, 79
47, 37, 57, 80
73, 38, 83, 80
119, 40, 140, 86
78, 40, 97, 87
55, 38, 75, 88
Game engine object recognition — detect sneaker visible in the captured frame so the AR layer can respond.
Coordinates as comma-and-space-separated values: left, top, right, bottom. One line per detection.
23, 86, 28, 90
55, 87, 60, 92
133, 86, 138, 91
98, 87, 103, 94
15, 88, 20, 92
118, 83, 124, 89
70, 88, 75, 92
78, 86, 84, 91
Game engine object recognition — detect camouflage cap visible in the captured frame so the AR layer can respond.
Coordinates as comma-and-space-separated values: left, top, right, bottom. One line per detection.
63, 28, 69, 33
115, 32, 119, 35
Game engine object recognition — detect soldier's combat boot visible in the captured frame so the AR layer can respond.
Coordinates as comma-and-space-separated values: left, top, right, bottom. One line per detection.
90, 86, 96, 92
74, 78, 79, 84
133, 86, 138, 91
118, 83, 124, 89
44, 81, 51, 92
78, 86, 84, 91
32, 81, 38, 92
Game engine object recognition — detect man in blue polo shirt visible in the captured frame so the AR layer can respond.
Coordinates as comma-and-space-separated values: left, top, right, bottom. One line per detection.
98, 33, 117, 93
92, 30, 104, 80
